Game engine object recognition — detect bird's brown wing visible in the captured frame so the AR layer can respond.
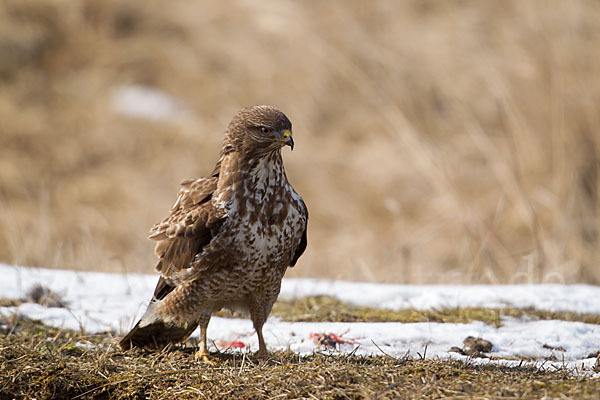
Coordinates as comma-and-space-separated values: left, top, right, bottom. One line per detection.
148, 176, 225, 300
120, 176, 225, 350
290, 200, 308, 267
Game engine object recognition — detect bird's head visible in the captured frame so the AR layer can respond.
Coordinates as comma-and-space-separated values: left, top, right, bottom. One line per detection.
225, 105, 294, 156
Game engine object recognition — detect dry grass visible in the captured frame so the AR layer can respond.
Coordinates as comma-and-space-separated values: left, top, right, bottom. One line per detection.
1, 317, 599, 399
1, 0, 600, 283
267, 296, 600, 327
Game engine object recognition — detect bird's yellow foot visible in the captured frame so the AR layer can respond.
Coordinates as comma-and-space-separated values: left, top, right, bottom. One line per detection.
194, 350, 216, 364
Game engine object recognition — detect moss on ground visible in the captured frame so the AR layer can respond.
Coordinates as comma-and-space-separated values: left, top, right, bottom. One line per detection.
1, 316, 599, 399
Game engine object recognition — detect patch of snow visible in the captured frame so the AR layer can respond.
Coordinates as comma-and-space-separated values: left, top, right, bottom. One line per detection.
0, 264, 155, 333
280, 278, 600, 314
207, 317, 600, 369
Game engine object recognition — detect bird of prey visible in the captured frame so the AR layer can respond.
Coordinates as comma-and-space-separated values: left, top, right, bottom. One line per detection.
119, 105, 308, 360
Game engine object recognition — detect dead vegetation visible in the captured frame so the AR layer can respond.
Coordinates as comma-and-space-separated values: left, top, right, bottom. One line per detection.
1, 318, 599, 399
1, 0, 600, 284
266, 295, 600, 327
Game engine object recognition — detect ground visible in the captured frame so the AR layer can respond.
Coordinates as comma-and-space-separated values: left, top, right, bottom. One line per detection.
1, 316, 599, 399
1, 265, 600, 399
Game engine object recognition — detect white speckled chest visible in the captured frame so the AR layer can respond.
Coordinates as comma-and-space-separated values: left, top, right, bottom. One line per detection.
207, 151, 306, 284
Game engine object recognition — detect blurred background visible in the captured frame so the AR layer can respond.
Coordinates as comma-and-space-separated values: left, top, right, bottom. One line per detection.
1, 0, 600, 284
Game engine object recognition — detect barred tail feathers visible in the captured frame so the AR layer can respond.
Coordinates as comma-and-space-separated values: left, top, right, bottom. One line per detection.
119, 302, 197, 350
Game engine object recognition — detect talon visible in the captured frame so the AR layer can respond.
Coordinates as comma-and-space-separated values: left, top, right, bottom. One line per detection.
194, 351, 216, 364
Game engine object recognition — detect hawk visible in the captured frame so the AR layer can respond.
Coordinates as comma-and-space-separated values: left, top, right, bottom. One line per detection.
119, 105, 308, 360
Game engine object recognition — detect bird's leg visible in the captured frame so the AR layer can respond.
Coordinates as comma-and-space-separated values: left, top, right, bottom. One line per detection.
255, 323, 268, 359
194, 311, 212, 363
249, 299, 269, 359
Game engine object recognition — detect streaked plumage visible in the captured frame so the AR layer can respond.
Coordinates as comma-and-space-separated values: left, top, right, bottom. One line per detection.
119, 106, 308, 359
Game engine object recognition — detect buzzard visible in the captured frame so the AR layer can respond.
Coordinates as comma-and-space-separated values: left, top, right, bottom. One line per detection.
119, 106, 308, 360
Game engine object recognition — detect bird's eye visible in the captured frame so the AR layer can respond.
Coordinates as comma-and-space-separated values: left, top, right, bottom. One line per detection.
260, 126, 272, 135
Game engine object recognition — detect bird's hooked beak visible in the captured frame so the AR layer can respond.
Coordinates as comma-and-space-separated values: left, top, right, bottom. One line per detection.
282, 129, 294, 151
269, 129, 294, 150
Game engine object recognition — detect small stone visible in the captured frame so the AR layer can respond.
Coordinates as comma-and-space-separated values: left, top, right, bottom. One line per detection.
448, 346, 466, 355
26, 284, 67, 308
463, 336, 493, 355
